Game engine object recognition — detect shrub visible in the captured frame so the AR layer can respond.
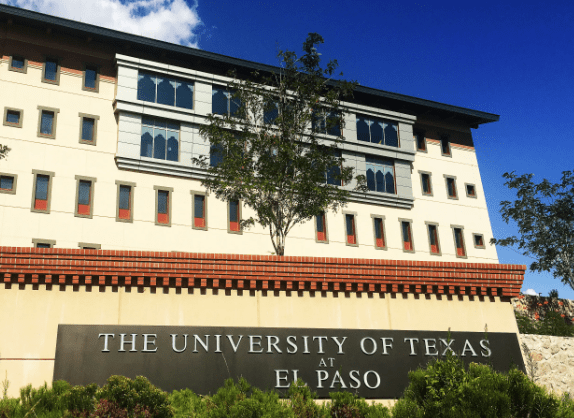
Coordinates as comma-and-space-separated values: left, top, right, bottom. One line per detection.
327, 392, 390, 418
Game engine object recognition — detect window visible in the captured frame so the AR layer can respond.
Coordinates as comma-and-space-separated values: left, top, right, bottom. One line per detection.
79, 243, 101, 250
356, 114, 399, 147
32, 239, 55, 248
210, 143, 224, 167
228, 199, 241, 233
426, 223, 441, 255
83, 64, 99, 92
79, 113, 100, 145
452, 226, 467, 258
366, 156, 395, 194
466, 184, 477, 198
313, 111, 341, 136
141, 117, 179, 161
3, 107, 23, 128
473, 233, 485, 249
192, 192, 207, 230
315, 212, 328, 243
31, 170, 54, 213
325, 150, 342, 186
42, 57, 60, 85
75, 176, 96, 218
344, 213, 358, 246
440, 136, 451, 156
154, 186, 173, 226
116, 181, 136, 222
9, 55, 27, 73
400, 220, 414, 252
445, 176, 458, 199
264, 101, 279, 125
137, 71, 194, 109
415, 132, 426, 151
212, 85, 240, 116
37, 106, 59, 139
0, 173, 17, 195
420, 172, 432, 196
371, 215, 386, 249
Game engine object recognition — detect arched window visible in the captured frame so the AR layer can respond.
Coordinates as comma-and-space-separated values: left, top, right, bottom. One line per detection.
141, 117, 180, 161
365, 156, 395, 194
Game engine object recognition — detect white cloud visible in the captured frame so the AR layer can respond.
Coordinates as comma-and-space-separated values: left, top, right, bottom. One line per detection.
523, 288, 538, 296
1, 0, 202, 47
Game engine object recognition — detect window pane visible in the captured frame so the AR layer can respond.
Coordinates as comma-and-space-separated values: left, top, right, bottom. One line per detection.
157, 77, 175, 106
345, 214, 354, 236
36, 243, 51, 248
194, 195, 204, 218
210, 144, 224, 167
137, 73, 156, 102
44, 59, 57, 81
366, 168, 375, 191
35, 175, 49, 200
229, 95, 240, 116
356, 116, 370, 142
264, 102, 278, 124
78, 180, 91, 205
142, 116, 155, 127
326, 164, 341, 186
384, 122, 398, 147
402, 222, 411, 244
385, 171, 395, 194
212, 87, 228, 115
374, 218, 382, 239
11, 56, 24, 69
0, 176, 14, 190
448, 179, 456, 197
154, 129, 166, 160
176, 81, 194, 109
370, 121, 383, 144
316, 214, 324, 233
416, 134, 426, 150
441, 138, 450, 155
166, 132, 179, 162
119, 185, 131, 210
158, 191, 168, 214
375, 169, 385, 192
84, 67, 97, 89
327, 113, 341, 136
229, 200, 239, 222
429, 226, 437, 246
40, 111, 54, 135
82, 118, 94, 141
422, 174, 430, 194
6, 110, 20, 124
141, 126, 154, 157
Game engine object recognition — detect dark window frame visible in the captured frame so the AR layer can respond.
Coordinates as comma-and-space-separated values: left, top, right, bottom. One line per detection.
473, 233, 485, 249
419, 171, 433, 196
444, 175, 458, 200
415, 131, 427, 152
465, 183, 477, 198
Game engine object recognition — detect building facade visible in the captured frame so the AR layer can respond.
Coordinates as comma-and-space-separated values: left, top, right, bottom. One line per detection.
0, 4, 524, 399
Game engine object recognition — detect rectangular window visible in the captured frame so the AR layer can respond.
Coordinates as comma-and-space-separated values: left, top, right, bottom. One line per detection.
264, 100, 279, 125
141, 117, 179, 161
315, 212, 327, 242
401, 220, 414, 252
372, 216, 386, 249
366, 155, 395, 194
156, 189, 171, 226
473, 233, 485, 248
193, 193, 207, 229
210, 143, 224, 167
445, 176, 458, 199
326, 150, 342, 186
42, 57, 60, 84
420, 172, 432, 195
427, 224, 440, 255
3, 108, 23, 128
116, 181, 135, 222
345, 213, 357, 245
0, 173, 17, 194
75, 176, 96, 218
452, 227, 466, 257
228, 199, 241, 233
313, 111, 341, 136
9, 55, 26, 73
79, 242, 101, 250
212, 85, 240, 116
31, 170, 54, 213
79, 113, 99, 145
441, 136, 451, 156
356, 114, 399, 147
37, 106, 59, 139
466, 184, 476, 198
83, 64, 99, 92
33, 239, 55, 248
415, 132, 426, 151
137, 71, 194, 110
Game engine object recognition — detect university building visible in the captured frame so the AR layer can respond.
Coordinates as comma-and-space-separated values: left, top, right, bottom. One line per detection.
0, 4, 525, 399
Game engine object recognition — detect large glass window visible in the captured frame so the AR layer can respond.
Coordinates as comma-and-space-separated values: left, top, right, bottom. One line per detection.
137, 71, 194, 110
212, 85, 240, 116
366, 156, 395, 194
313, 111, 341, 136
356, 115, 399, 147
141, 117, 179, 162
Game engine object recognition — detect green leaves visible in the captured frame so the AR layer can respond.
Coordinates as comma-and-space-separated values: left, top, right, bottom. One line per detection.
492, 171, 574, 289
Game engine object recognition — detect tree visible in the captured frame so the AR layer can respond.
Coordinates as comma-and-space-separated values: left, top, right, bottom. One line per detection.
491, 171, 574, 289
0, 144, 9, 161
195, 33, 366, 256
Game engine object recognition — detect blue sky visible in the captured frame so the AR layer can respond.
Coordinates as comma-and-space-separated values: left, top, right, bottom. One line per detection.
5, 0, 574, 297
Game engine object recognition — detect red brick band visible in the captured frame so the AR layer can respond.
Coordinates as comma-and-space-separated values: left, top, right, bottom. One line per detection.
0, 247, 525, 297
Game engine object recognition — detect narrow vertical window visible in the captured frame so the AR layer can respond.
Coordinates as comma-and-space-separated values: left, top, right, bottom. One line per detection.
420, 172, 432, 195
373, 216, 386, 249
75, 176, 96, 218
345, 213, 357, 245
193, 194, 206, 228
157, 190, 170, 225
415, 132, 426, 151
452, 227, 466, 257
228, 199, 240, 232
79, 114, 99, 145
441, 136, 451, 156
83, 65, 99, 92
315, 212, 327, 242
401, 221, 414, 252
427, 224, 440, 255
37, 107, 59, 139
42, 57, 59, 84
116, 181, 135, 222
446, 177, 457, 199
31, 170, 54, 213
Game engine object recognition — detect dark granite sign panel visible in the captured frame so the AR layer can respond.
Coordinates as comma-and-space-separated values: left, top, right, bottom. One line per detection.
53, 325, 524, 398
